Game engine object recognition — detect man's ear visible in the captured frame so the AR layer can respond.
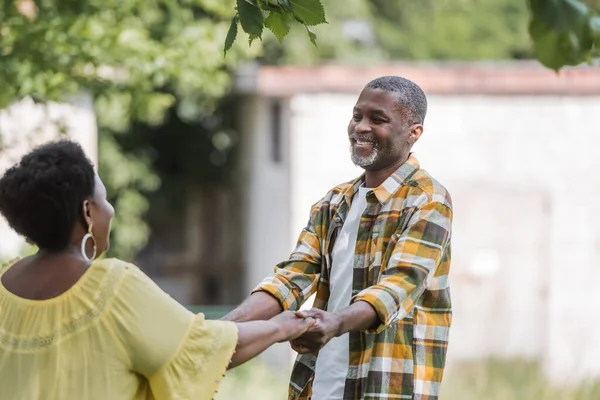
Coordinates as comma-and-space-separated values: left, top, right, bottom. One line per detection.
408, 124, 423, 146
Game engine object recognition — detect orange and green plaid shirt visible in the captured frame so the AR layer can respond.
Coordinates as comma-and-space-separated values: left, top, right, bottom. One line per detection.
254, 154, 453, 400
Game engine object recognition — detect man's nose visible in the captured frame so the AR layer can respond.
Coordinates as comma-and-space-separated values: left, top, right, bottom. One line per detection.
355, 118, 371, 133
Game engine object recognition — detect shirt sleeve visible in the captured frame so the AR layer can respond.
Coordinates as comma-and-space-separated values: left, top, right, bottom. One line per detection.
252, 204, 324, 311
351, 199, 452, 333
110, 264, 238, 400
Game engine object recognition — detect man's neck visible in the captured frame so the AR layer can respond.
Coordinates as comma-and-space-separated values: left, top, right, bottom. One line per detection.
364, 156, 408, 188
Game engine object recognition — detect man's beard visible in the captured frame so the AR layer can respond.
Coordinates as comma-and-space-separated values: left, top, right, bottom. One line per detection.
351, 145, 380, 167
349, 132, 380, 167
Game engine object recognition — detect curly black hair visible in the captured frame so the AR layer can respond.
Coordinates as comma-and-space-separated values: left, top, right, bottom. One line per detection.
0, 140, 96, 251
366, 76, 428, 125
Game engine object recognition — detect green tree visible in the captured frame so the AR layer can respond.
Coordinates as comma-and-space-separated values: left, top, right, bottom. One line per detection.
230, 0, 600, 70
1, 0, 259, 259
258, 0, 533, 65
1, 0, 599, 261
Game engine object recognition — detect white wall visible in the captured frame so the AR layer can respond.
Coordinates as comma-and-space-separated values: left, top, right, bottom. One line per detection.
278, 93, 600, 383
237, 96, 296, 371
288, 95, 364, 246
238, 96, 293, 295
423, 96, 600, 383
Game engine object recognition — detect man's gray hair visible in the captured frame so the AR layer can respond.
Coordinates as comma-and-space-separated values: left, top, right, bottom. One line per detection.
365, 76, 427, 124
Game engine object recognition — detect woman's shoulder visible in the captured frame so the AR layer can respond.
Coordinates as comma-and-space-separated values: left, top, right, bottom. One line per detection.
83, 258, 135, 292
90, 257, 151, 287
93, 258, 154, 290
96, 258, 174, 312
92, 257, 137, 272
0, 258, 141, 353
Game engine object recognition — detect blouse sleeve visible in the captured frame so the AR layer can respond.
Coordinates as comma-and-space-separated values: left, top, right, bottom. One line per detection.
110, 262, 238, 400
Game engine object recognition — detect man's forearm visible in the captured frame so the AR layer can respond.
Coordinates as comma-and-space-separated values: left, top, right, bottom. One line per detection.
221, 291, 283, 322
335, 300, 379, 335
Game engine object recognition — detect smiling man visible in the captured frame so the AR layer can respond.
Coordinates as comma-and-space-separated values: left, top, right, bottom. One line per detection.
223, 76, 453, 400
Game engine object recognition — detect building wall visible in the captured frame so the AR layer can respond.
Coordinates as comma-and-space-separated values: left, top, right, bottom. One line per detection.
243, 92, 600, 382
237, 95, 294, 295
237, 95, 296, 371
423, 95, 600, 383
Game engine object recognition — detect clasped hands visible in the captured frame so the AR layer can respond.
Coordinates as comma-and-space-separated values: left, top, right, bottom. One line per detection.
270, 309, 341, 354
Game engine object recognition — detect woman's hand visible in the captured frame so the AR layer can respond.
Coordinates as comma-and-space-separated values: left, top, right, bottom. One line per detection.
270, 311, 316, 342
229, 311, 315, 368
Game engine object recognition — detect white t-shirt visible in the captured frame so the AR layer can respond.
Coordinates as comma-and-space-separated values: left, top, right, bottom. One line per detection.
311, 186, 370, 399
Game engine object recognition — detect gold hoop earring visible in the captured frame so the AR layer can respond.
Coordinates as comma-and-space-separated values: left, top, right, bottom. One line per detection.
81, 224, 97, 262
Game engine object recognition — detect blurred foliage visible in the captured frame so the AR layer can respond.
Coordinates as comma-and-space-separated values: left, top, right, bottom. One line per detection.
2, 0, 600, 259
254, 0, 600, 70
97, 131, 160, 259
1, 0, 259, 111
0, 244, 38, 267
262, 0, 534, 65
214, 358, 600, 400
0, 0, 260, 260
112, 100, 239, 235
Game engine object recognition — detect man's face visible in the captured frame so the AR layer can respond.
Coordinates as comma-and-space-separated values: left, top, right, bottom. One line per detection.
348, 88, 421, 170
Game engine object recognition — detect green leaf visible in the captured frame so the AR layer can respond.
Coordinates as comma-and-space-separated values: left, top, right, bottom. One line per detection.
289, 0, 327, 26
248, 34, 261, 46
255, 0, 280, 12
224, 15, 239, 55
237, 0, 264, 40
306, 25, 317, 46
265, 11, 290, 42
527, 0, 595, 70
528, 0, 587, 29
278, 0, 293, 12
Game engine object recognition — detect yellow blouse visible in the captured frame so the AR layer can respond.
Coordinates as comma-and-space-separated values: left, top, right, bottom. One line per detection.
0, 258, 238, 400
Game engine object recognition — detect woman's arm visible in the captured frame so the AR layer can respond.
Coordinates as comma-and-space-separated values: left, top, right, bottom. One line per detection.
229, 311, 314, 368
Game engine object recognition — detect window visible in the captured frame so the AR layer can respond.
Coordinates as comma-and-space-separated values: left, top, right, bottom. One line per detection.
270, 100, 282, 163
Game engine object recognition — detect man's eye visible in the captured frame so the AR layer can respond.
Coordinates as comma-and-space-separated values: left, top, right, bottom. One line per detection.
352, 115, 361, 121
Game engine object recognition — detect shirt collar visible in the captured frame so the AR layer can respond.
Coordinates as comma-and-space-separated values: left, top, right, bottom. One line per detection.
343, 153, 421, 205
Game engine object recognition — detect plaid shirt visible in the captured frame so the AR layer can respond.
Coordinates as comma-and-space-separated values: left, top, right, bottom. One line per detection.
254, 154, 453, 400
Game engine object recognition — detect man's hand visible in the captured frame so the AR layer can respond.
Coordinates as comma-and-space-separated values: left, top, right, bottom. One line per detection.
289, 301, 379, 354
289, 309, 342, 354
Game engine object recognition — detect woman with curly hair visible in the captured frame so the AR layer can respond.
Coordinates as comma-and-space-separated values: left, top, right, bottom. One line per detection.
0, 140, 313, 400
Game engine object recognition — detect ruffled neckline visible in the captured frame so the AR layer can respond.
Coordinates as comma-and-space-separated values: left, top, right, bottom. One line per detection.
0, 259, 102, 306
0, 258, 127, 352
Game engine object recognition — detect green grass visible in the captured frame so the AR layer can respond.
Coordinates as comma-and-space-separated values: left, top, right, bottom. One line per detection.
441, 359, 600, 400
215, 359, 600, 400
215, 360, 288, 400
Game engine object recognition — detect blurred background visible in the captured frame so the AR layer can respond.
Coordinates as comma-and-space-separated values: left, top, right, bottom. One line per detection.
1, 0, 600, 399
